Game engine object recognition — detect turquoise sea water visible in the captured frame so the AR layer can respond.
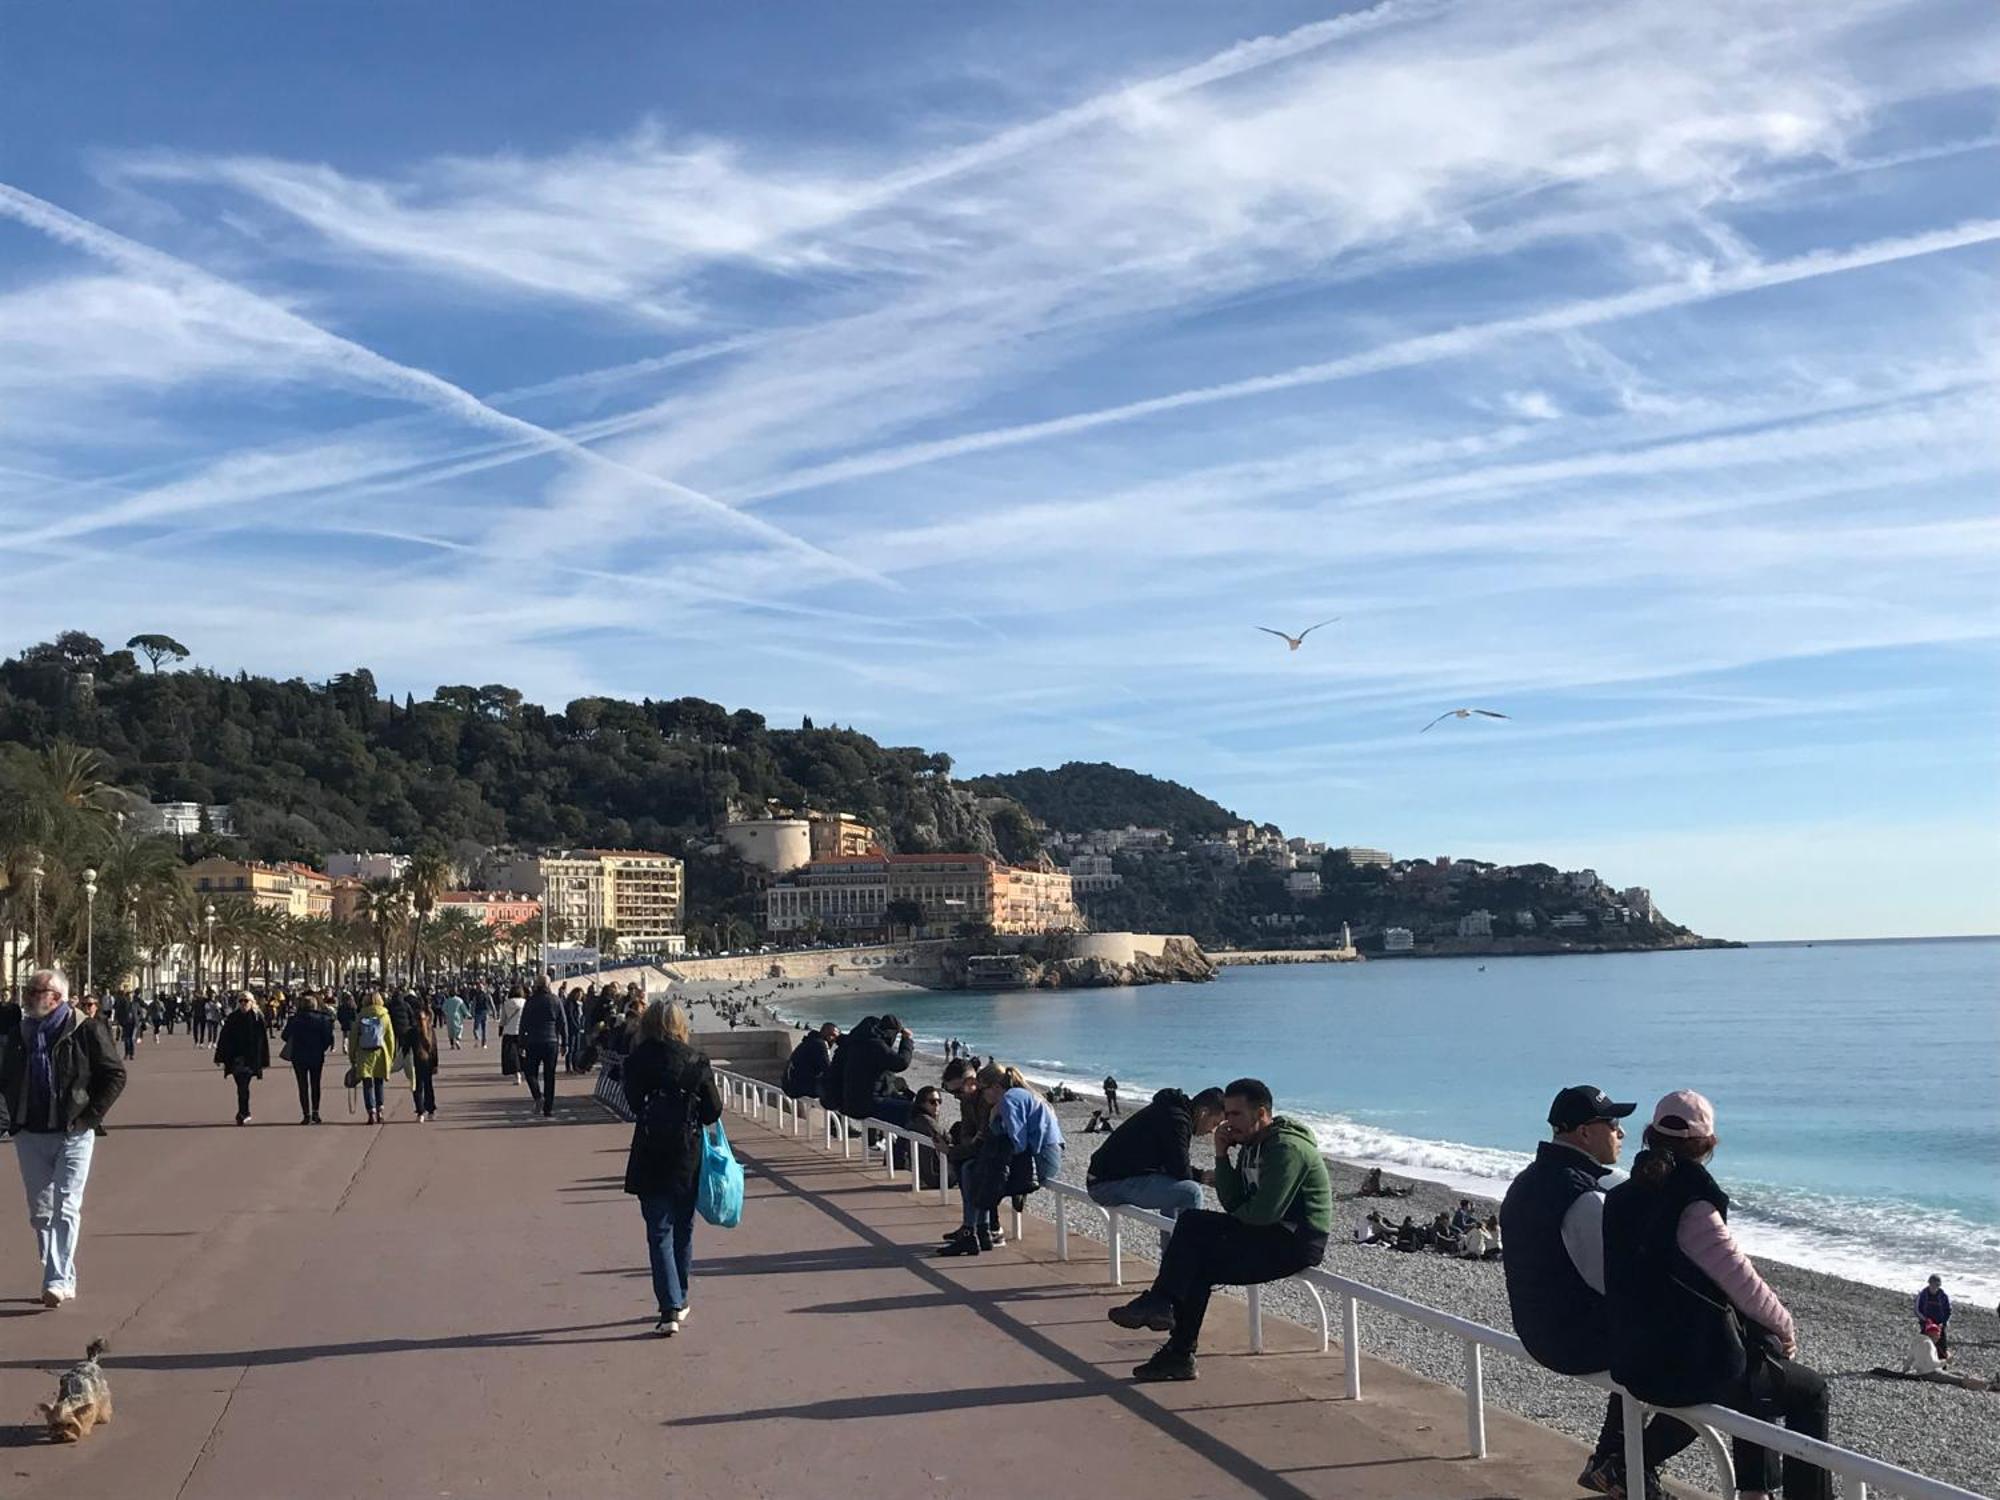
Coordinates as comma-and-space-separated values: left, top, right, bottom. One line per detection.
783, 938, 2000, 1302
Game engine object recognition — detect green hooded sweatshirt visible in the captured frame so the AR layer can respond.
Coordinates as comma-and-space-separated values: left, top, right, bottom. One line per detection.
1212, 1117, 1333, 1237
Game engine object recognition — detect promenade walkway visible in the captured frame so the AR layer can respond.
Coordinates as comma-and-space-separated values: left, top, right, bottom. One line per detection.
2, 1040, 1593, 1499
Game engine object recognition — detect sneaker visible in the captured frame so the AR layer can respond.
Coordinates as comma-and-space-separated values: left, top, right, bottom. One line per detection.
987, 1228, 1006, 1248
311, 1113, 321, 1124
670, 1307, 689, 1329
39, 1288, 64, 1309
940, 1227, 975, 1246
1108, 1294, 1176, 1332
1131, 1347, 1197, 1382
935, 1237, 981, 1258
301, 1116, 312, 1125
654, 1318, 677, 1338
1576, 1457, 1625, 1498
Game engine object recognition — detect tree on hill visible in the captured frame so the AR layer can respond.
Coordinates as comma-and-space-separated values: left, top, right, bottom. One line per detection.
126, 634, 191, 673
965, 761, 1240, 838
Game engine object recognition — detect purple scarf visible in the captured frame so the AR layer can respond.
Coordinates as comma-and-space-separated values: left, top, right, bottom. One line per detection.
26, 1003, 71, 1130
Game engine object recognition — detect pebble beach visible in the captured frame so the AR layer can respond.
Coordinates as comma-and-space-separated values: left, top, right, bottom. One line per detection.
688, 978, 2000, 1499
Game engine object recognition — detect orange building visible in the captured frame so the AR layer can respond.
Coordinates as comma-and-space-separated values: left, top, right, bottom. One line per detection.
435, 891, 543, 928
184, 857, 334, 920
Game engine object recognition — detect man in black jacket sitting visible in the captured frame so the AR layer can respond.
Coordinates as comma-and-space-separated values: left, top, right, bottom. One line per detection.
782, 1023, 840, 1102
1500, 1084, 1693, 1499
834, 1015, 914, 1126
1087, 1087, 1225, 1248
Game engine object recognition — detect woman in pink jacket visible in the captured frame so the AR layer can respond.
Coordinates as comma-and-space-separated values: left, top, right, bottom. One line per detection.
1604, 1091, 1829, 1500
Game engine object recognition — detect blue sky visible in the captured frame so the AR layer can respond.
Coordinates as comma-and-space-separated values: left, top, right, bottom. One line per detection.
2, 2, 1996, 940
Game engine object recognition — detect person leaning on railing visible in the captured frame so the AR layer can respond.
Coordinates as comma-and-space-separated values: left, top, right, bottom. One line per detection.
1085, 1085, 1226, 1252
939, 1065, 1064, 1258
1605, 1091, 1832, 1500
1106, 1077, 1331, 1383
1501, 1083, 1697, 1500
937, 1058, 1003, 1255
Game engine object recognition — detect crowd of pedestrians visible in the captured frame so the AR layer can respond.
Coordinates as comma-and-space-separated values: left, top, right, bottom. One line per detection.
4, 968, 1978, 1499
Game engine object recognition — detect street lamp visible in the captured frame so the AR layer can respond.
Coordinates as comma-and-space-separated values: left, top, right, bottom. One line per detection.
203, 901, 216, 994
82, 867, 98, 997
29, 850, 45, 969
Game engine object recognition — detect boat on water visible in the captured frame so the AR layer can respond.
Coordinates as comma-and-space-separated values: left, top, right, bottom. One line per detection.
962, 954, 1034, 990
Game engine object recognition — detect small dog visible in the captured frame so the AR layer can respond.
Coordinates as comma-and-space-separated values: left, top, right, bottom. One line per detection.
39, 1338, 113, 1443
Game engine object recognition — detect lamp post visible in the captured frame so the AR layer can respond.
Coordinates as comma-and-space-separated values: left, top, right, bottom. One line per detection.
30, 850, 45, 969
82, 867, 98, 997
203, 902, 216, 995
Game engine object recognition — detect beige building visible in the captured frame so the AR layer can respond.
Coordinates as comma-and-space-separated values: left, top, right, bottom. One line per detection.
808, 811, 877, 861
538, 849, 685, 955
767, 852, 1079, 937
183, 858, 334, 920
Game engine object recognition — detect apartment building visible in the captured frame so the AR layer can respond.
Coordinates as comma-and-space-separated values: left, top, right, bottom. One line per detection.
182, 858, 334, 920
538, 849, 685, 954
767, 852, 1080, 936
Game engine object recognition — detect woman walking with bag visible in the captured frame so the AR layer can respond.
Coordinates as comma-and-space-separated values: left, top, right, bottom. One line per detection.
498, 987, 526, 1082
350, 991, 398, 1125
1605, 1090, 1832, 1500
408, 996, 439, 1122
213, 992, 270, 1125
280, 994, 336, 1124
621, 1001, 722, 1338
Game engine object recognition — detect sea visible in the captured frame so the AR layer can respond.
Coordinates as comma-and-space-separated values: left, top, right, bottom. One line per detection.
780, 937, 2000, 1304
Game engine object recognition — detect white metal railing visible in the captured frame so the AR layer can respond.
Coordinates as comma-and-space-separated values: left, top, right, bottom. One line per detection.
709, 1071, 1988, 1500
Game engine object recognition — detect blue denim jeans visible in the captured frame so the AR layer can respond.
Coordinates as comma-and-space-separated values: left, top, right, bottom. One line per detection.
361, 1076, 385, 1112
1088, 1173, 1205, 1250
639, 1188, 698, 1316
16, 1128, 96, 1295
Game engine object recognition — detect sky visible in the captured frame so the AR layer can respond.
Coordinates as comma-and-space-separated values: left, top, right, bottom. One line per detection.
1, 2, 1996, 941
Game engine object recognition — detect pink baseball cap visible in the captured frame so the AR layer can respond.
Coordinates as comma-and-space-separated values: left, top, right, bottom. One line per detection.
1650, 1089, 1716, 1138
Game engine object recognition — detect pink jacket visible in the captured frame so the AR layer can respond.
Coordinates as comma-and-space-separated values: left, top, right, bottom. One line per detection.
1678, 1203, 1795, 1349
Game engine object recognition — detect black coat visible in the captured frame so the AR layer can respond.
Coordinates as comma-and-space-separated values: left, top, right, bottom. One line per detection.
385, 992, 417, 1046
215, 1010, 272, 1077
1499, 1141, 1614, 1375
520, 989, 567, 1050
781, 1034, 833, 1099
1604, 1154, 1748, 1407
834, 1017, 913, 1117
281, 1010, 337, 1067
0, 1006, 128, 1132
621, 1038, 724, 1198
1087, 1088, 1197, 1184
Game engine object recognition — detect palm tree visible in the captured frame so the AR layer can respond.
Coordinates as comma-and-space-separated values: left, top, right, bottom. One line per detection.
403, 848, 451, 982
354, 878, 406, 985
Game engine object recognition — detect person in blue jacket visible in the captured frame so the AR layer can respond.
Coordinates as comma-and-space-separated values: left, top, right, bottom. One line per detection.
1916, 1275, 1952, 1359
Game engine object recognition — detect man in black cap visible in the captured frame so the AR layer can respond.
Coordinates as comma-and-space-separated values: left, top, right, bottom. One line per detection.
1500, 1085, 1694, 1499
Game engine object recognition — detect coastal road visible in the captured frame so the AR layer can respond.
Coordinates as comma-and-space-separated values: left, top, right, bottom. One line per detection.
1, 1036, 1594, 1498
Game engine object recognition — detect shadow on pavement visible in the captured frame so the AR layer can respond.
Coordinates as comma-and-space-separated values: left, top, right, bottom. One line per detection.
0, 1318, 656, 1373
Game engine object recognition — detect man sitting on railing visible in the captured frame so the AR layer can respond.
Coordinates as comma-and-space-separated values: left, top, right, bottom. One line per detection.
1501, 1084, 1695, 1500
1106, 1078, 1331, 1383
1086, 1086, 1225, 1251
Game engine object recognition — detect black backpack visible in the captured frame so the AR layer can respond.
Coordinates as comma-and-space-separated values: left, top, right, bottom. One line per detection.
636, 1061, 702, 1157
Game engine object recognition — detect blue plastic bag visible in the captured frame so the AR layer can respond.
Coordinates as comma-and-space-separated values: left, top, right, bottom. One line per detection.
696, 1120, 744, 1228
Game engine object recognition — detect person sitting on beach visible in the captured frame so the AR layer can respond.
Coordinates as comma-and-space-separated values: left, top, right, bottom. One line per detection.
1451, 1198, 1478, 1237
1427, 1212, 1459, 1255
1867, 1322, 1990, 1390
1605, 1090, 1832, 1500
1107, 1078, 1331, 1382
1355, 1210, 1392, 1245
1393, 1215, 1420, 1252
1086, 1086, 1225, 1249
1501, 1083, 1694, 1500
1480, 1214, 1502, 1260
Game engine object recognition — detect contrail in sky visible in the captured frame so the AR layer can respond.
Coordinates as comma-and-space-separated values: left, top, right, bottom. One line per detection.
0, 181, 888, 585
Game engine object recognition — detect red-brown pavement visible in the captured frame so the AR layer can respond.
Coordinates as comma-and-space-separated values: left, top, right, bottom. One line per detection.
1, 1036, 1596, 1499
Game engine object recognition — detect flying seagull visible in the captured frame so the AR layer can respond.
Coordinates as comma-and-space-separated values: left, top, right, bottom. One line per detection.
1420, 707, 1511, 733
1256, 618, 1339, 651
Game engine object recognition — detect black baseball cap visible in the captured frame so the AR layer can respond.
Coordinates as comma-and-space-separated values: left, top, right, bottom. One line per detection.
1548, 1085, 1638, 1132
